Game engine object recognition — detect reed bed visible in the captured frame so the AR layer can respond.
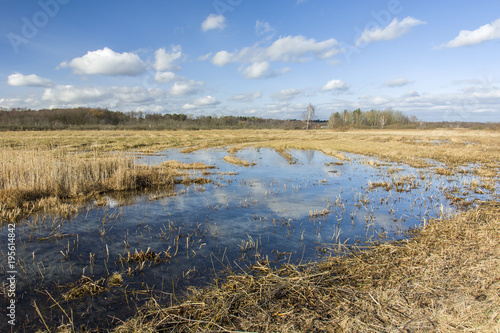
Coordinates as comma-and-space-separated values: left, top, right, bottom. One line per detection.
0, 148, 178, 222
114, 202, 500, 332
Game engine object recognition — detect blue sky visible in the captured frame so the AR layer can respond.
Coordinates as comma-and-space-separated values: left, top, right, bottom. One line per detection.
1, 0, 500, 121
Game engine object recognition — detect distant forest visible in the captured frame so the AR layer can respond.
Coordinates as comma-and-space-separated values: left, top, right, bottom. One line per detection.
0, 107, 497, 130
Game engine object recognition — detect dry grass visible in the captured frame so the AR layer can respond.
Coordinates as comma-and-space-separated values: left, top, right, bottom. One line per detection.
223, 155, 252, 166
160, 160, 215, 170
2, 128, 498, 169
62, 276, 108, 301
0, 148, 181, 222
115, 202, 500, 332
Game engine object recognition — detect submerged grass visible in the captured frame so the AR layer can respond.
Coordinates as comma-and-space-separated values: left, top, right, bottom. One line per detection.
115, 202, 500, 332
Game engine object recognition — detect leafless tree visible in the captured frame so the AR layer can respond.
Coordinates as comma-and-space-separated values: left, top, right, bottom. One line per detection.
303, 103, 315, 130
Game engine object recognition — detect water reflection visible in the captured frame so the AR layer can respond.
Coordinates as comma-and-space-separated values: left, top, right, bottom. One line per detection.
1, 148, 496, 331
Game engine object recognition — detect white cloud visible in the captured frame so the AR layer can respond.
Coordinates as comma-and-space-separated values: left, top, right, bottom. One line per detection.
169, 80, 204, 97
356, 17, 426, 46
241, 61, 270, 79
211, 36, 340, 64
270, 88, 303, 101
7, 73, 54, 87
322, 79, 350, 93
384, 78, 412, 87
153, 45, 182, 71
266, 35, 340, 62
201, 14, 226, 32
193, 95, 218, 106
255, 20, 275, 37
154, 71, 176, 83
211, 35, 340, 78
58, 47, 146, 76
183, 95, 219, 110
41, 85, 161, 106
439, 18, 500, 48
230, 91, 262, 102
198, 52, 212, 61
212, 50, 234, 66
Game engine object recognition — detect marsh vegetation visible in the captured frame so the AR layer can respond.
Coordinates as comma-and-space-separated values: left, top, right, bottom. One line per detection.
0, 128, 499, 332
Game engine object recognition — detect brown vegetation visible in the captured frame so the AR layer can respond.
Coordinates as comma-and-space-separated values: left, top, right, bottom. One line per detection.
114, 202, 500, 332
223, 155, 252, 166
0, 147, 216, 222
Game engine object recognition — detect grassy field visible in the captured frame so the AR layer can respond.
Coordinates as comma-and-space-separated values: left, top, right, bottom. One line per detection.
1, 128, 499, 332
2, 128, 499, 167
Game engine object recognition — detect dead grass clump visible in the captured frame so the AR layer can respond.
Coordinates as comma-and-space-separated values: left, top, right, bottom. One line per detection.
368, 181, 392, 191
223, 155, 252, 166
435, 167, 454, 176
120, 247, 172, 265
63, 276, 107, 301
108, 272, 124, 286
160, 160, 215, 170
115, 202, 500, 332
309, 208, 331, 218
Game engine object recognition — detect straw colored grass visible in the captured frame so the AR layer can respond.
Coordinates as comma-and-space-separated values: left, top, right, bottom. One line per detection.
0, 148, 179, 222
223, 155, 252, 166
2, 128, 498, 169
115, 202, 500, 332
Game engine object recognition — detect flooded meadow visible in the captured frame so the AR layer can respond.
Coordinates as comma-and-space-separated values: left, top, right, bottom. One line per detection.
1, 147, 498, 331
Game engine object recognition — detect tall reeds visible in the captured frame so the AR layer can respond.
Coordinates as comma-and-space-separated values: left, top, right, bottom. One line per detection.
0, 148, 176, 222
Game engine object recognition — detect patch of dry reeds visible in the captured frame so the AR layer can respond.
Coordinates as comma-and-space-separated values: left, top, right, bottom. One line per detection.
0, 148, 178, 222
115, 202, 500, 332
160, 160, 215, 170
223, 155, 252, 167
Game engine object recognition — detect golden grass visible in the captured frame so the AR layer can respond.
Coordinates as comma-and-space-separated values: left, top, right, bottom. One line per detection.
0, 148, 180, 222
114, 202, 500, 332
222, 155, 252, 166
1, 128, 498, 169
160, 160, 215, 169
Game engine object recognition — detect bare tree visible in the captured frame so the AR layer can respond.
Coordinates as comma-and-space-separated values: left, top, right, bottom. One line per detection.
303, 103, 315, 130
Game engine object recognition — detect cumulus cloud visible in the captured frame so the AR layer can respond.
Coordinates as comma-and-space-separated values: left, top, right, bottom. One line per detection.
439, 18, 500, 48
201, 14, 226, 32
230, 91, 262, 102
212, 51, 233, 66
384, 78, 413, 87
270, 88, 303, 101
41, 85, 161, 106
211, 35, 340, 78
211, 35, 340, 67
153, 45, 182, 71
58, 47, 146, 76
241, 61, 270, 79
183, 95, 219, 110
356, 17, 426, 46
7, 73, 54, 87
169, 80, 204, 97
266, 35, 340, 62
154, 71, 176, 83
322, 79, 350, 93
193, 95, 218, 106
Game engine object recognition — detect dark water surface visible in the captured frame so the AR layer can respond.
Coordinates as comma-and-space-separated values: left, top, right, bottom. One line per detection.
1, 148, 496, 331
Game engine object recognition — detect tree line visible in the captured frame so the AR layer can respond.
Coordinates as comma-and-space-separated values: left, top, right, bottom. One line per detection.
0, 107, 303, 130
328, 108, 415, 129
0, 107, 496, 131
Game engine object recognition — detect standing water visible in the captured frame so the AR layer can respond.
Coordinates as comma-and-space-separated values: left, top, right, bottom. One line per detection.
1, 148, 496, 331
